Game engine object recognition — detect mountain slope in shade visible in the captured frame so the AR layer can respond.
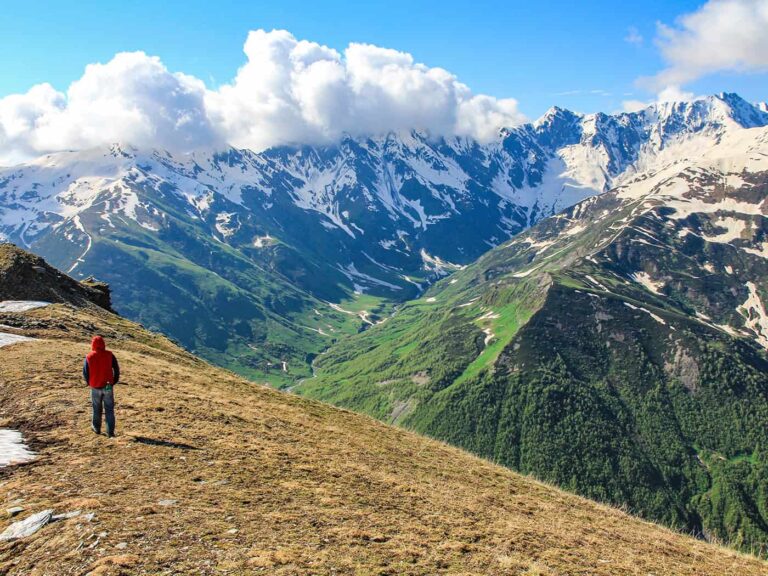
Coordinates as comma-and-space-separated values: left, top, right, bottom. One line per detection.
0, 93, 765, 381
0, 247, 766, 575
301, 125, 768, 554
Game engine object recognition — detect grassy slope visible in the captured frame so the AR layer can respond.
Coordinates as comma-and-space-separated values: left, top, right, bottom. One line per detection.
1, 306, 766, 575
300, 178, 768, 554
299, 264, 549, 424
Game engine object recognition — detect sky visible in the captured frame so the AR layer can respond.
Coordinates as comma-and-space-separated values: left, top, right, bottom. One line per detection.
0, 0, 766, 163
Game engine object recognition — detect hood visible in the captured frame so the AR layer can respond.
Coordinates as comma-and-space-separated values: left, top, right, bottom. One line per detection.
91, 335, 106, 352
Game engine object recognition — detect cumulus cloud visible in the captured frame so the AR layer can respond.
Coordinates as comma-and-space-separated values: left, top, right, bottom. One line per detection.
207, 31, 525, 149
646, 0, 768, 90
0, 52, 218, 164
0, 30, 526, 165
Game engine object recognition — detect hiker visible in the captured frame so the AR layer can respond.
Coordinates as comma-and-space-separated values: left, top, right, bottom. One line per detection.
83, 336, 120, 438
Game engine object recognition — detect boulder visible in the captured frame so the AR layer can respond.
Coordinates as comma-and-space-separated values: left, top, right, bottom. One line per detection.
0, 509, 53, 541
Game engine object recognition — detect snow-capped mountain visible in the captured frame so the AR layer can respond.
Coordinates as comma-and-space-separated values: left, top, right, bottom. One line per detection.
2, 93, 766, 291
503, 123, 768, 348
0, 92, 766, 378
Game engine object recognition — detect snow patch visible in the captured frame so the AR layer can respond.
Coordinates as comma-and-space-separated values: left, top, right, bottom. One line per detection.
525, 238, 556, 255
337, 263, 402, 293
512, 266, 541, 278
0, 510, 52, 541
564, 223, 587, 237
305, 326, 330, 336
0, 429, 36, 467
0, 301, 50, 312
379, 239, 398, 250
400, 275, 424, 293
327, 302, 375, 326
478, 310, 500, 320
623, 302, 667, 325
585, 275, 609, 291
67, 215, 92, 273
738, 281, 768, 348
701, 216, 747, 244
214, 212, 238, 238
0, 333, 36, 348
743, 242, 768, 259
253, 234, 273, 248
420, 249, 465, 276
630, 272, 664, 295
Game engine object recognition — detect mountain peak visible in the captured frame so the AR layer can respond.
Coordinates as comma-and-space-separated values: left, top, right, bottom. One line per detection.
107, 142, 138, 159
535, 105, 582, 127
710, 92, 768, 127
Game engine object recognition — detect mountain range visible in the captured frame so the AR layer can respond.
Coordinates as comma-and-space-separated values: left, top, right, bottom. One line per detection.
1, 92, 766, 383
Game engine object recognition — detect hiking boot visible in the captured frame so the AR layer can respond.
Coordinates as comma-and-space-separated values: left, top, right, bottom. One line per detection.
106, 430, 115, 438
91, 424, 101, 435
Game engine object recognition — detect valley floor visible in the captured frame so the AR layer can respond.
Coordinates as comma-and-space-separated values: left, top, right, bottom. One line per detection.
0, 305, 766, 575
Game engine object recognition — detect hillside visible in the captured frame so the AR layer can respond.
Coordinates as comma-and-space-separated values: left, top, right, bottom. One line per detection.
1, 94, 765, 381
0, 244, 111, 309
300, 125, 768, 554
1, 254, 767, 574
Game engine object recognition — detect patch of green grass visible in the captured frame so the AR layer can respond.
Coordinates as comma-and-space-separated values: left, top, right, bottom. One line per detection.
454, 301, 534, 384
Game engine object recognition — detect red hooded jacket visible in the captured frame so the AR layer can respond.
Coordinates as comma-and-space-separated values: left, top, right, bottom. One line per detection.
83, 336, 120, 389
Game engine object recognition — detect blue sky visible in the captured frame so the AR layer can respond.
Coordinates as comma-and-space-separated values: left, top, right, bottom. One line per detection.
1, 0, 764, 118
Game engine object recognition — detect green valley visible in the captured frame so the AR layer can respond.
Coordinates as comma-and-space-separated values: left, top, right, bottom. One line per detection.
300, 126, 768, 555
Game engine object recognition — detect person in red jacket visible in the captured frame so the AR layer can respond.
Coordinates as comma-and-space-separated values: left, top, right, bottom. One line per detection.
83, 335, 120, 438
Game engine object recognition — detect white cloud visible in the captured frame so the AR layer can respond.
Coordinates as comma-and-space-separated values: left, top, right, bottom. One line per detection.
621, 99, 649, 113
0, 30, 526, 165
648, 0, 768, 89
621, 85, 697, 113
0, 52, 218, 165
624, 27, 644, 46
207, 31, 525, 149
656, 85, 696, 103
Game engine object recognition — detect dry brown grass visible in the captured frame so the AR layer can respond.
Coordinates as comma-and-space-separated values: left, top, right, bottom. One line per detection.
0, 305, 766, 575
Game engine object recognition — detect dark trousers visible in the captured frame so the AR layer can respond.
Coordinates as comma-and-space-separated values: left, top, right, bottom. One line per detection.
91, 387, 115, 435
